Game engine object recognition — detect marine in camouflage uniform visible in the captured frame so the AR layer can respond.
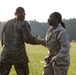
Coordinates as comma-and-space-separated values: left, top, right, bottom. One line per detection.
0, 7, 38, 75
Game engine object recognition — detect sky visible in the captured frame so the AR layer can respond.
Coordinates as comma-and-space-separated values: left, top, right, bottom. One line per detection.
0, 0, 76, 22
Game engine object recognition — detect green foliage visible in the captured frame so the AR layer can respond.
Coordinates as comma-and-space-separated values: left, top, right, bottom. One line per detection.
63, 18, 76, 41
0, 43, 76, 75
0, 18, 76, 41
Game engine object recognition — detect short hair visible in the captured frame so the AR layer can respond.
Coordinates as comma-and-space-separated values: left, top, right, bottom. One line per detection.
15, 7, 25, 14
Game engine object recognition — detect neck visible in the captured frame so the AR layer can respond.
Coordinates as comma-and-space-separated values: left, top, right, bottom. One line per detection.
17, 19, 24, 21
15, 16, 24, 21
52, 22, 58, 29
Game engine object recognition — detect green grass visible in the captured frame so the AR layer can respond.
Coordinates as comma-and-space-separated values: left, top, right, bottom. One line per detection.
0, 43, 76, 75
68, 43, 76, 75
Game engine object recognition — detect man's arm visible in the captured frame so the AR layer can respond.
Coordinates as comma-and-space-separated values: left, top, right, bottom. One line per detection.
1, 25, 5, 46
22, 21, 38, 45
35, 36, 47, 47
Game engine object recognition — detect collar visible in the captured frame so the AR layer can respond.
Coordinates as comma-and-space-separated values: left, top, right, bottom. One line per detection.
51, 23, 62, 35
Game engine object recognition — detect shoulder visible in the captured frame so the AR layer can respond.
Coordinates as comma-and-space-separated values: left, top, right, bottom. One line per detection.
58, 24, 67, 35
7, 18, 15, 23
23, 20, 30, 28
4, 18, 15, 26
2, 18, 15, 31
57, 25, 69, 39
24, 20, 30, 26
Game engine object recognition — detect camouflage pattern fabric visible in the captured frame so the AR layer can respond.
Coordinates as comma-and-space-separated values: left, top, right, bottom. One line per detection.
0, 62, 29, 75
0, 18, 38, 75
43, 24, 70, 75
42, 63, 68, 75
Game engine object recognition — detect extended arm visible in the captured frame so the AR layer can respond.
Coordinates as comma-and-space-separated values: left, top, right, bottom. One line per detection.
22, 21, 39, 45
35, 35, 47, 47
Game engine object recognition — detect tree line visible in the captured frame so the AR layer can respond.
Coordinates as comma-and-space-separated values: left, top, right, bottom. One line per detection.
0, 18, 76, 42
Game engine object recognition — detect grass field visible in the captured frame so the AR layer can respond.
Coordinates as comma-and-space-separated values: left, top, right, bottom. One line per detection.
0, 43, 76, 75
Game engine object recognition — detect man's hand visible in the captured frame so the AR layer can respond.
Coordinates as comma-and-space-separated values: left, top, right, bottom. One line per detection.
35, 35, 46, 46
35, 35, 41, 40
35, 35, 42, 44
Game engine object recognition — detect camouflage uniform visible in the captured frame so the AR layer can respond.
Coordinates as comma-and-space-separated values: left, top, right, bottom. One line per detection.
0, 18, 38, 75
42, 24, 70, 75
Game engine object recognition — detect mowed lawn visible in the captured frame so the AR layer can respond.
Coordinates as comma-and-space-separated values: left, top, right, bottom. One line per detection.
0, 43, 76, 75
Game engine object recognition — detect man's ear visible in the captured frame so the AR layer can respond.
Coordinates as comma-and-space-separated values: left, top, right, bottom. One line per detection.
14, 12, 16, 16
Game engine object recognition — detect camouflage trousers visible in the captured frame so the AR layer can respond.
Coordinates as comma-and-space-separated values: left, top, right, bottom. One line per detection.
42, 63, 68, 75
0, 62, 29, 75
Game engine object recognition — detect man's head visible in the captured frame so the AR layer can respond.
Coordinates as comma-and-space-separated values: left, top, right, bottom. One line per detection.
14, 7, 25, 21
48, 12, 62, 26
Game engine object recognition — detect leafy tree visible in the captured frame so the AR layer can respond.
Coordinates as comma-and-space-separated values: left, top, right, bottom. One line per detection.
0, 18, 76, 42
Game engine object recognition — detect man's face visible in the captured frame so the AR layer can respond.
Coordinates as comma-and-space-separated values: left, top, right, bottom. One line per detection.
48, 14, 57, 26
